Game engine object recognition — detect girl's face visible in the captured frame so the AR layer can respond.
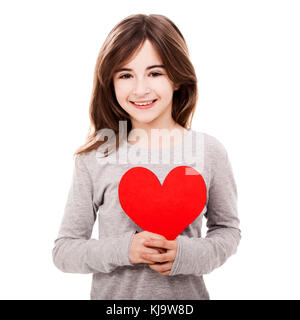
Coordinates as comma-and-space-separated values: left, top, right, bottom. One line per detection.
113, 39, 179, 130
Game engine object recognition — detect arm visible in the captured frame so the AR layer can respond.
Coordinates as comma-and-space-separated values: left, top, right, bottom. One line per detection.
52, 154, 135, 274
169, 138, 241, 276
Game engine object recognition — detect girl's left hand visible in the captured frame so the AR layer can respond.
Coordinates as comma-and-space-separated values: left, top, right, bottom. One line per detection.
142, 238, 178, 276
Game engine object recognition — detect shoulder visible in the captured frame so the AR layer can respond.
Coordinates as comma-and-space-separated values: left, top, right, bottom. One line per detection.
191, 130, 229, 173
192, 129, 228, 158
73, 149, 97, 172
203, 132, 228, 159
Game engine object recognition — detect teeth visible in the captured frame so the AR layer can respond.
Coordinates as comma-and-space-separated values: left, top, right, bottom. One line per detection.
133, 100, 154, 106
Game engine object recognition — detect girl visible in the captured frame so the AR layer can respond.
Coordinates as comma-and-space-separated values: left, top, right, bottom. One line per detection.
52, 13, 241, 300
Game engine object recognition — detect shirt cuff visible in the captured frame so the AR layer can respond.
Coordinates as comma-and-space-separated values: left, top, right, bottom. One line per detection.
121, 230, 136, 267
169, 235, 208, 276
169, 235, 184, 276
87, 230, 137, 272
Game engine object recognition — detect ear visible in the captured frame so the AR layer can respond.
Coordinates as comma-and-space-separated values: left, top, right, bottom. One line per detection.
173, 83, 180, 91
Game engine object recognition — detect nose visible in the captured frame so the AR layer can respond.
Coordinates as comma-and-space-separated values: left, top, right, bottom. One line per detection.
133, 77, 151, 96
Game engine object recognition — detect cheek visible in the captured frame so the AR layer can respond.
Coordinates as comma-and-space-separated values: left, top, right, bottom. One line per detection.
113, 83, 132, 112
115, 83, 133, 101
153, 79, 174, 98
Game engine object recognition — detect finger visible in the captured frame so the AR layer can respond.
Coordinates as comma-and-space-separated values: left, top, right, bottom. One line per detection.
146, 247, 166, 254
143, 248, 165, 254
149, 261, 173, 272
144, 239, 176, 250
142, 251, 172, 263
143, 258, 157, 264
160, 271, 170, 276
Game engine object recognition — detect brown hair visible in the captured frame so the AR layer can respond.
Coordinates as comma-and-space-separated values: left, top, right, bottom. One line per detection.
74, 13, 198, 158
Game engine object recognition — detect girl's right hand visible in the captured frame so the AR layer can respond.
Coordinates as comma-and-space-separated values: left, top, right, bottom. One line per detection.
129, 231, 167, 265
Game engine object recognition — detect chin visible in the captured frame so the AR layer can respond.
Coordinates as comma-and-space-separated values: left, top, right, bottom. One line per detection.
130, 113, 159, 125
132, 119, 157, 127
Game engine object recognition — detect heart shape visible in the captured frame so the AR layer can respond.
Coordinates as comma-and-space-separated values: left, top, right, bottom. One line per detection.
118, 166, 207, 240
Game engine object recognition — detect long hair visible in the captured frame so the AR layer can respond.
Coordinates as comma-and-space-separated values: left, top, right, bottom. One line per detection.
74, 13, 198, 157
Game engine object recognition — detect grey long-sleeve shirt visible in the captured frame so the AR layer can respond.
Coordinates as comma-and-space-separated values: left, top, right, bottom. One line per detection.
52, 129, 241, 300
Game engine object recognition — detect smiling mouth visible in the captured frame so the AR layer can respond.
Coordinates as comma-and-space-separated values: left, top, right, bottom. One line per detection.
130, 99, 157, 109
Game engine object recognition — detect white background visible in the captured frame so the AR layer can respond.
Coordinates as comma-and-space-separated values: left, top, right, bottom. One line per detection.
0, 0, 299, 300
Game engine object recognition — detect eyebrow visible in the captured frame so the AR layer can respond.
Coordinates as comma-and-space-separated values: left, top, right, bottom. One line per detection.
115, 65, 165, 73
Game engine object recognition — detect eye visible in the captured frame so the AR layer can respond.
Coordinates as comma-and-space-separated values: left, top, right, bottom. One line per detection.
118, 72, 162, 79
150, 72, 162, 77
119, 73, 132, 79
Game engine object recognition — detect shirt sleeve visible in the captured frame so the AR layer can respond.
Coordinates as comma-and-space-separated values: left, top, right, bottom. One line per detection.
52, 154, 136, 274
169, 137, 241, 276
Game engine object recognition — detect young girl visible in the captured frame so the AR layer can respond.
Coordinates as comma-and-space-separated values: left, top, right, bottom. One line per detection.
52, 13, 241, 300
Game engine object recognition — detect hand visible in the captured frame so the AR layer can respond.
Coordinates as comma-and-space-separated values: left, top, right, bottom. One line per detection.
129, 231, 167, 265
142, 237, 178, 276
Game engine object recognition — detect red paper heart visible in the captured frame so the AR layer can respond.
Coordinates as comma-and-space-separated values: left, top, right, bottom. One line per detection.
118, 166, 207, 240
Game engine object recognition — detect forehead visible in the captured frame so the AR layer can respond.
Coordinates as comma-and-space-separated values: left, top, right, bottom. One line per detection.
120, 39, 163, 68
